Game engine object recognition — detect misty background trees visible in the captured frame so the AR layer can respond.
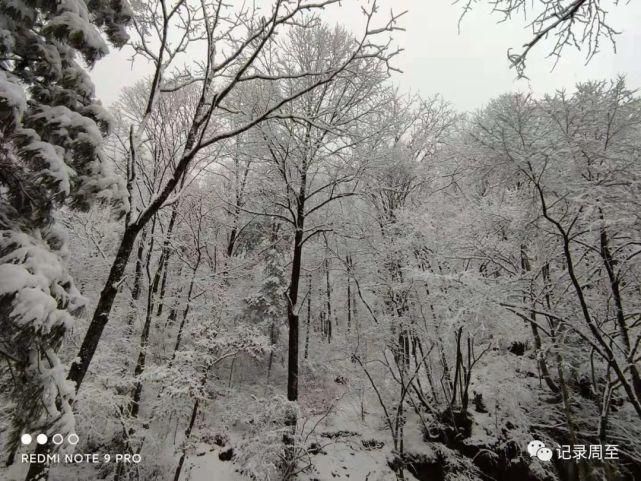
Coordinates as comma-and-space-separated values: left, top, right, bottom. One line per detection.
1, 1, 640, 481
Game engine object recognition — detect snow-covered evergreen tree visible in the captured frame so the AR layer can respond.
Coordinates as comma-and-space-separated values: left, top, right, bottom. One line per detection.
0, 0, 131, 457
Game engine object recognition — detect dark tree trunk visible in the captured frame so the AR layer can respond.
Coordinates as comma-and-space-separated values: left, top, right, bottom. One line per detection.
173, 398, 200, 481
156, 204, 179, 316
285, 141, 308, 400
346, 257, 352, 333
127, 226, 148, 330
267, 321, 276, 380
304, 275, 312, 360
130, 281, 157, 418
286, 225, 304, 401
450, 327, 463, 408
130, 215, 172, 418
227, 226, 238, 258
172, 253, 201, 361
67, 225, 140, 391
324, 257, 333, 343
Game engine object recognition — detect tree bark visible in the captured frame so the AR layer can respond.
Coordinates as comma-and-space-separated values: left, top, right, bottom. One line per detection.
346, 258, 352, 333
287, 225, 304, 401
171, 250, 202, 362
267, 321, 276, 380
127, 226, 148, 330
67, 225, 140, 391
156, 204, 179, 316
324, 256, 333, 343
304, 275, 312, 360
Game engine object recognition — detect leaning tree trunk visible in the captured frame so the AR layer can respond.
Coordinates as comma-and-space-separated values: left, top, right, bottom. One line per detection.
68, 225, 140, 390
172, 398, 200, 481
172, 371, 209, 481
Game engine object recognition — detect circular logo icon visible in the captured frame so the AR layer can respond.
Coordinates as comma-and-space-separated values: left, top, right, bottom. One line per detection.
537, 447, 553, 462
67, 433, 79, 445
527, 440, 545, 457
20, 434, 32, 445
36, 434, 48, 445
52, 433, 64, 445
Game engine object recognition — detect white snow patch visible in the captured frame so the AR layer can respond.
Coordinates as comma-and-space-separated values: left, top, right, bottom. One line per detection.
0, 70, 26, 123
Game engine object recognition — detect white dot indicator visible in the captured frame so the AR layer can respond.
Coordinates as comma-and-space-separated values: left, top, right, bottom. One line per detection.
67, 433, 79, 445
20, 434, 32, 445
52, 433, 64, 445
36, 434, 48, 445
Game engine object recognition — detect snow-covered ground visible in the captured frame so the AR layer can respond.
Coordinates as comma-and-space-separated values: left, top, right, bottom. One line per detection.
181, 386, 405, 481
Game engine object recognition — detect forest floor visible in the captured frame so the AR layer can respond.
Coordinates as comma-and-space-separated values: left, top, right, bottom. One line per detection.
179, 350, 547, 481
182, 383, 406, 481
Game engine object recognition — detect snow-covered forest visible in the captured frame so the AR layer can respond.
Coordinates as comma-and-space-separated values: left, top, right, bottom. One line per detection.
2, 1, 641, 481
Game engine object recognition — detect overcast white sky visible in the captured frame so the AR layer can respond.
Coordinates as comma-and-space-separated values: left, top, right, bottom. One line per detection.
91, 0, 641, 112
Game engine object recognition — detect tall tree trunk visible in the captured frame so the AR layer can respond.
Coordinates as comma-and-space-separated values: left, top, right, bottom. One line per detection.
285, 138, 308, 400
172, 369, 207, 481
114, 226, 171, 481
346, 257, 352, 333
156, 204, 180, 316
287, 224, 304, 401
304, 275, 312, 359
450, 327, 463, 409
127, 226, 148, 330
129, 258, 162, 419
267, 321, 277, 380
129, 212, 178, 419
324, 256, 333, 343
520, 245, 558, 393
171, 253, 201, 361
